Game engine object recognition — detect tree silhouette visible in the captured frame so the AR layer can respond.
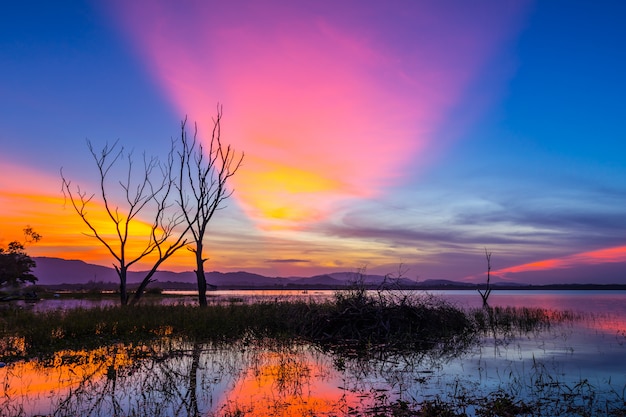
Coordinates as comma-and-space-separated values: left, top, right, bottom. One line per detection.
477, 248, 493, 307
0, 227, 41, 288
61, 141, 188, 305
176, 107, 243, 306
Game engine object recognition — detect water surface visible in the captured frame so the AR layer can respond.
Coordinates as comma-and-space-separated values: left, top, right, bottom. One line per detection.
2, 290, 625, 416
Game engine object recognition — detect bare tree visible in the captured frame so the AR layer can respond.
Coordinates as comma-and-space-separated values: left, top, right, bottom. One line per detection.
177, 106, 243, 306
477, 248, 493, 307
61, 140, 188, 305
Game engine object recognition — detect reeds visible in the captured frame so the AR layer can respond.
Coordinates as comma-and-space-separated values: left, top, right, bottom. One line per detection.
1, 292, 475, 360
471, 305, 581, 335
0, 291, 582, 361
299, 289, 475, 355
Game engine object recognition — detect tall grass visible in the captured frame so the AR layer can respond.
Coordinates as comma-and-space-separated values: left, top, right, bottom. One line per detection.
1, 293, 477, 360
0, 289, 582, 361
0, 302, 308, 358
471, 305, 581, 335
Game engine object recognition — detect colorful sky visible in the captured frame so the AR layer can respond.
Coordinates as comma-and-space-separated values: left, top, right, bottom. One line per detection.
1, 0, 625, 284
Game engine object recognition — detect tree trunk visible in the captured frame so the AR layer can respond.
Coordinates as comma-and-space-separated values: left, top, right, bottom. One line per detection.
130, 276, 152, 306
195, 243, 207, 307
118, 266, 129, 306
187, 341, 201, 416
130, 262, 164, 306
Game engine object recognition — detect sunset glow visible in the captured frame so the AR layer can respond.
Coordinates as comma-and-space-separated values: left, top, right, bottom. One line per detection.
4, 2, 626, 415
106, 0, 528, 230
0, 161, 191, 269
2, 1, 626, 282
492, 246, 626, 278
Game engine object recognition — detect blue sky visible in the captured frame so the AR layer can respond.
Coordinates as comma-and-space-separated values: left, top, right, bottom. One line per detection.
1, 0, 625, 284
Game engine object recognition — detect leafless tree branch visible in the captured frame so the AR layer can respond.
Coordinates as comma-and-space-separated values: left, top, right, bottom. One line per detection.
61, 139, 188, 305
176, 105, 244, 306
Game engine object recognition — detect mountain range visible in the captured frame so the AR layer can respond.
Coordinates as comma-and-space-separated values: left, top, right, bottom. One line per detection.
32, 256, 464, 289
32, 257, 626, 290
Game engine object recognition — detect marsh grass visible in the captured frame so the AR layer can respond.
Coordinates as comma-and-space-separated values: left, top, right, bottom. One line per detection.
299, 289, 476, 356
0, 288, 585, 361
0, 302, 300, 358
471, 305, 582, 335
0, 295, 476, 361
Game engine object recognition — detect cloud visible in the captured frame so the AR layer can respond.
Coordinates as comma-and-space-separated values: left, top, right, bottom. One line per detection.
493, 246, 626, 278
266, 259, 311, 264
105, 0, 529, 230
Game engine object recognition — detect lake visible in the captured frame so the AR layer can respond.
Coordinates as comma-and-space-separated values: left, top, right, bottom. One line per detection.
2, 290, 626, 416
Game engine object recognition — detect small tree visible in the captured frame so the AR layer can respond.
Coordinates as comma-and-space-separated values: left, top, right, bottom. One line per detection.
0, 227, 41, 288
477, 248, 493, 307
61, 141, 188, 305
177, 107, 243, 306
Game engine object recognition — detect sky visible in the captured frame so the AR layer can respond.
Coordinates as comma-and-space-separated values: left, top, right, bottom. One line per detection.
1, 0, 625, 284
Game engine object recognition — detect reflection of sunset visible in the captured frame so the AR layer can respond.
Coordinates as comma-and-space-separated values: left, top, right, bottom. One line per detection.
0, 345, 136, 414
219, 348, 366, 416
588, 317, 626, 335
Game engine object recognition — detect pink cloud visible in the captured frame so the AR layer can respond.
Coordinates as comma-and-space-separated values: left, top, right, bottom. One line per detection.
493, 245, 626, 277
105, 0, 529, 229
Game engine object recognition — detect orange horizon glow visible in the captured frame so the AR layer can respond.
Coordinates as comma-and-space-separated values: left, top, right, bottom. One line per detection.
0, 158, 398, 275
0, 161, 197, 271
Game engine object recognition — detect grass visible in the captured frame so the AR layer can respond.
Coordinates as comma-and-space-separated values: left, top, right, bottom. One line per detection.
0, 288, 583, 360
0, 302, 294, 358
471, 305, 581, 334
0, 282, 491, 360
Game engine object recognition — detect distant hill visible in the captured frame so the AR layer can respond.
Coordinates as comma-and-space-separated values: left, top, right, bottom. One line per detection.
32, 257, 626, 291
33, 257, 197, 285
33, 257, 119, 285
32, 257, 423, 289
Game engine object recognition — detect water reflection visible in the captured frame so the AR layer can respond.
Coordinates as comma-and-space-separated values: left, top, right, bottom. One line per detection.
217, 343, 346, 416
4, 322, 623, 417
1, 336, 468, 417
3, 292, 626, 416
1, 340, 231, 417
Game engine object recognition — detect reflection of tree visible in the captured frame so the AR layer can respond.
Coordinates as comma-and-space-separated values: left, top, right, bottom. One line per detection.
2, 337, 476, 417
14, 340, 243, 417
187, 341, 202, 417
